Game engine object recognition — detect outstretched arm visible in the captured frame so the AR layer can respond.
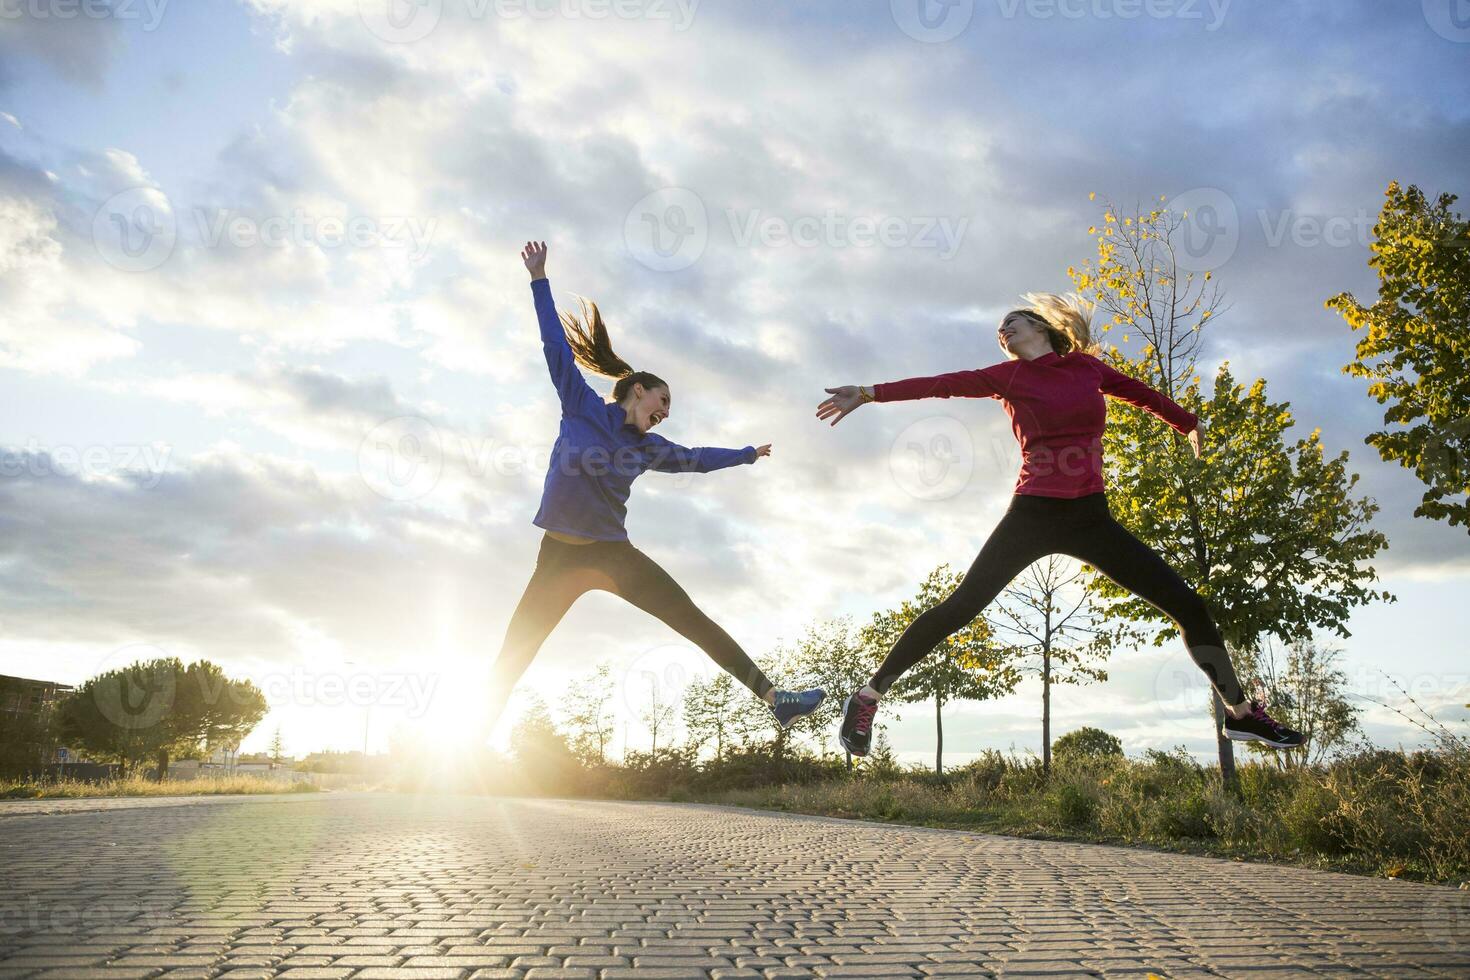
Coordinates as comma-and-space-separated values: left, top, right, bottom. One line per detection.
817, 367, 1002, 427
645, 435, 768, 474
522, 241, 603, 418
1086, 354, 1201, 447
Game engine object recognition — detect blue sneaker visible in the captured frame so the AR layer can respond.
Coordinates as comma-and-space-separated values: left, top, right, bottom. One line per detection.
771, 688, 826, 729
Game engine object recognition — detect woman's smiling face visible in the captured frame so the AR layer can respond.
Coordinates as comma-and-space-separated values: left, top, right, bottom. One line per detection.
625, 382, 670, 434
997, 311, 1050, 359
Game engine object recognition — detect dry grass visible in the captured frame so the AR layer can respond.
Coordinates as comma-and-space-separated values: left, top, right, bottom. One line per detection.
693, 746, 1470, 886
0, 775, 323, 800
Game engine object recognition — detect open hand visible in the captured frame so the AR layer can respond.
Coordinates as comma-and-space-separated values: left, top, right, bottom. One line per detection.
521, 240, 547, 280
816, 386, 865, 427
754, 444, 772, 459
1188, 421, 1205, 459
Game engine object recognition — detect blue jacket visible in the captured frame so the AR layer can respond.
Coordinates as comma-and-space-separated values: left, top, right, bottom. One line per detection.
529, 278, 757, 541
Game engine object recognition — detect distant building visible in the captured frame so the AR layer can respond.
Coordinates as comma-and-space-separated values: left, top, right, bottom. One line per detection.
0, 674, 73, 717
0, 674, 75, 769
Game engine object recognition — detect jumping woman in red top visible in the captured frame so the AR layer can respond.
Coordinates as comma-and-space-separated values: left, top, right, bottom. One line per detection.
817, 293, 1305, 755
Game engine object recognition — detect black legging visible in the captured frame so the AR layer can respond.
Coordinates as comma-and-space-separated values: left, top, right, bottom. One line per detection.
871, 492, 1244, 706
490, 534, 774, 718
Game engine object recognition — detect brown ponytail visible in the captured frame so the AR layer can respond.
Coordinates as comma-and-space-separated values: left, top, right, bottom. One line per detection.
559, 297, 666, 401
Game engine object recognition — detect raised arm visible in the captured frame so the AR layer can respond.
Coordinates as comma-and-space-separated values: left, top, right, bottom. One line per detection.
1084, 354, 1198, 434
522, 241, 603, 419
817, 365, 1005, 427
644, 434, 763, 474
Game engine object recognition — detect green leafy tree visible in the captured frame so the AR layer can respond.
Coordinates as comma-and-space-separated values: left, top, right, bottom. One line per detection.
561, 662, 617, 766
1327, 182, 1470, 530
269, 726, 286, 766
863, 729, 902, 781
1237, 639, 1361, 770
989, 555, 1126, 775
683, 672, 760, 762
1071, 197, 1392, 781
56, 657, 266, 779
170, 661, 268, 778
1051, 726, 1123, 766
511, 695, 579, 790
861, 565, 1021, 776
728, 619, 872, 769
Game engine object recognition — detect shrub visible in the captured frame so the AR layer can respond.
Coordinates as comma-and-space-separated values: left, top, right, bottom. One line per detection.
950, 750, 1008, 804
1045, 780, 1098, 830
1052, 727, 1124, 766
1282, 779, 1348, 854
1148, 784, 1214, 841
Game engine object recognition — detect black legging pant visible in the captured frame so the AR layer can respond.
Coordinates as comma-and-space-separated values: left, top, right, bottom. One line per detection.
871, 492, 1244, 706
489, 534, 774, 719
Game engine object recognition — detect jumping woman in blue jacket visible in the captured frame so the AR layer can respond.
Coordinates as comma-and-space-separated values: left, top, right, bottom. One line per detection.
484, 241, 825, 733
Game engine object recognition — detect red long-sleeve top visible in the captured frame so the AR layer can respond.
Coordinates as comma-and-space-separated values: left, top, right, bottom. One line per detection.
874, 351, 1198, 498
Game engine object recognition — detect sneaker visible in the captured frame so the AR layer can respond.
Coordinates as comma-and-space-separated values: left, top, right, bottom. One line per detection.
1223, 700, 1306, 749
839, 690, 880, 756
771, 688, 826, 729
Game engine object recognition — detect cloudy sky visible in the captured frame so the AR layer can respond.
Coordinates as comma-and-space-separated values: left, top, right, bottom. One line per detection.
2, 0, 1468, 765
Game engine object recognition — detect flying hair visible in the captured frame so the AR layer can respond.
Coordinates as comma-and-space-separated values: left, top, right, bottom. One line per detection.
1010, 292, 1099, 356
558, 297, 666, 402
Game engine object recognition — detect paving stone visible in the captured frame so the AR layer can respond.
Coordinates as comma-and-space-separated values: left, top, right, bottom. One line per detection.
0, 794, 1461, 978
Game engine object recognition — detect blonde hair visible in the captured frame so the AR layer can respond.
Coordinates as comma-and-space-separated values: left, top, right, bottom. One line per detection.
1007, 292, 1098, 356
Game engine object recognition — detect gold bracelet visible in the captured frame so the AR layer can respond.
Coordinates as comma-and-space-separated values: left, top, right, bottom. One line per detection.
859, 385, 876, 403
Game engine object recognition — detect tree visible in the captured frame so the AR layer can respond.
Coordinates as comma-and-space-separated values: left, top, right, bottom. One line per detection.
1237, 639, 1361, 770
989, 555, 1125, 775
56, 657, 267, 779
861, 565, 1021, 776
1327, 182, 1470, 531
269, 726, 286, 766
562, 662, 617, 766
863, 729, 902, 780
511, 695, 578, 790
169, 661, 269, 779
640, 677, 676, 757
682, 672, 759, 762
1070, 196, 1392, 781
1051, 726, 1123, 766
728, 619, 872, 770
